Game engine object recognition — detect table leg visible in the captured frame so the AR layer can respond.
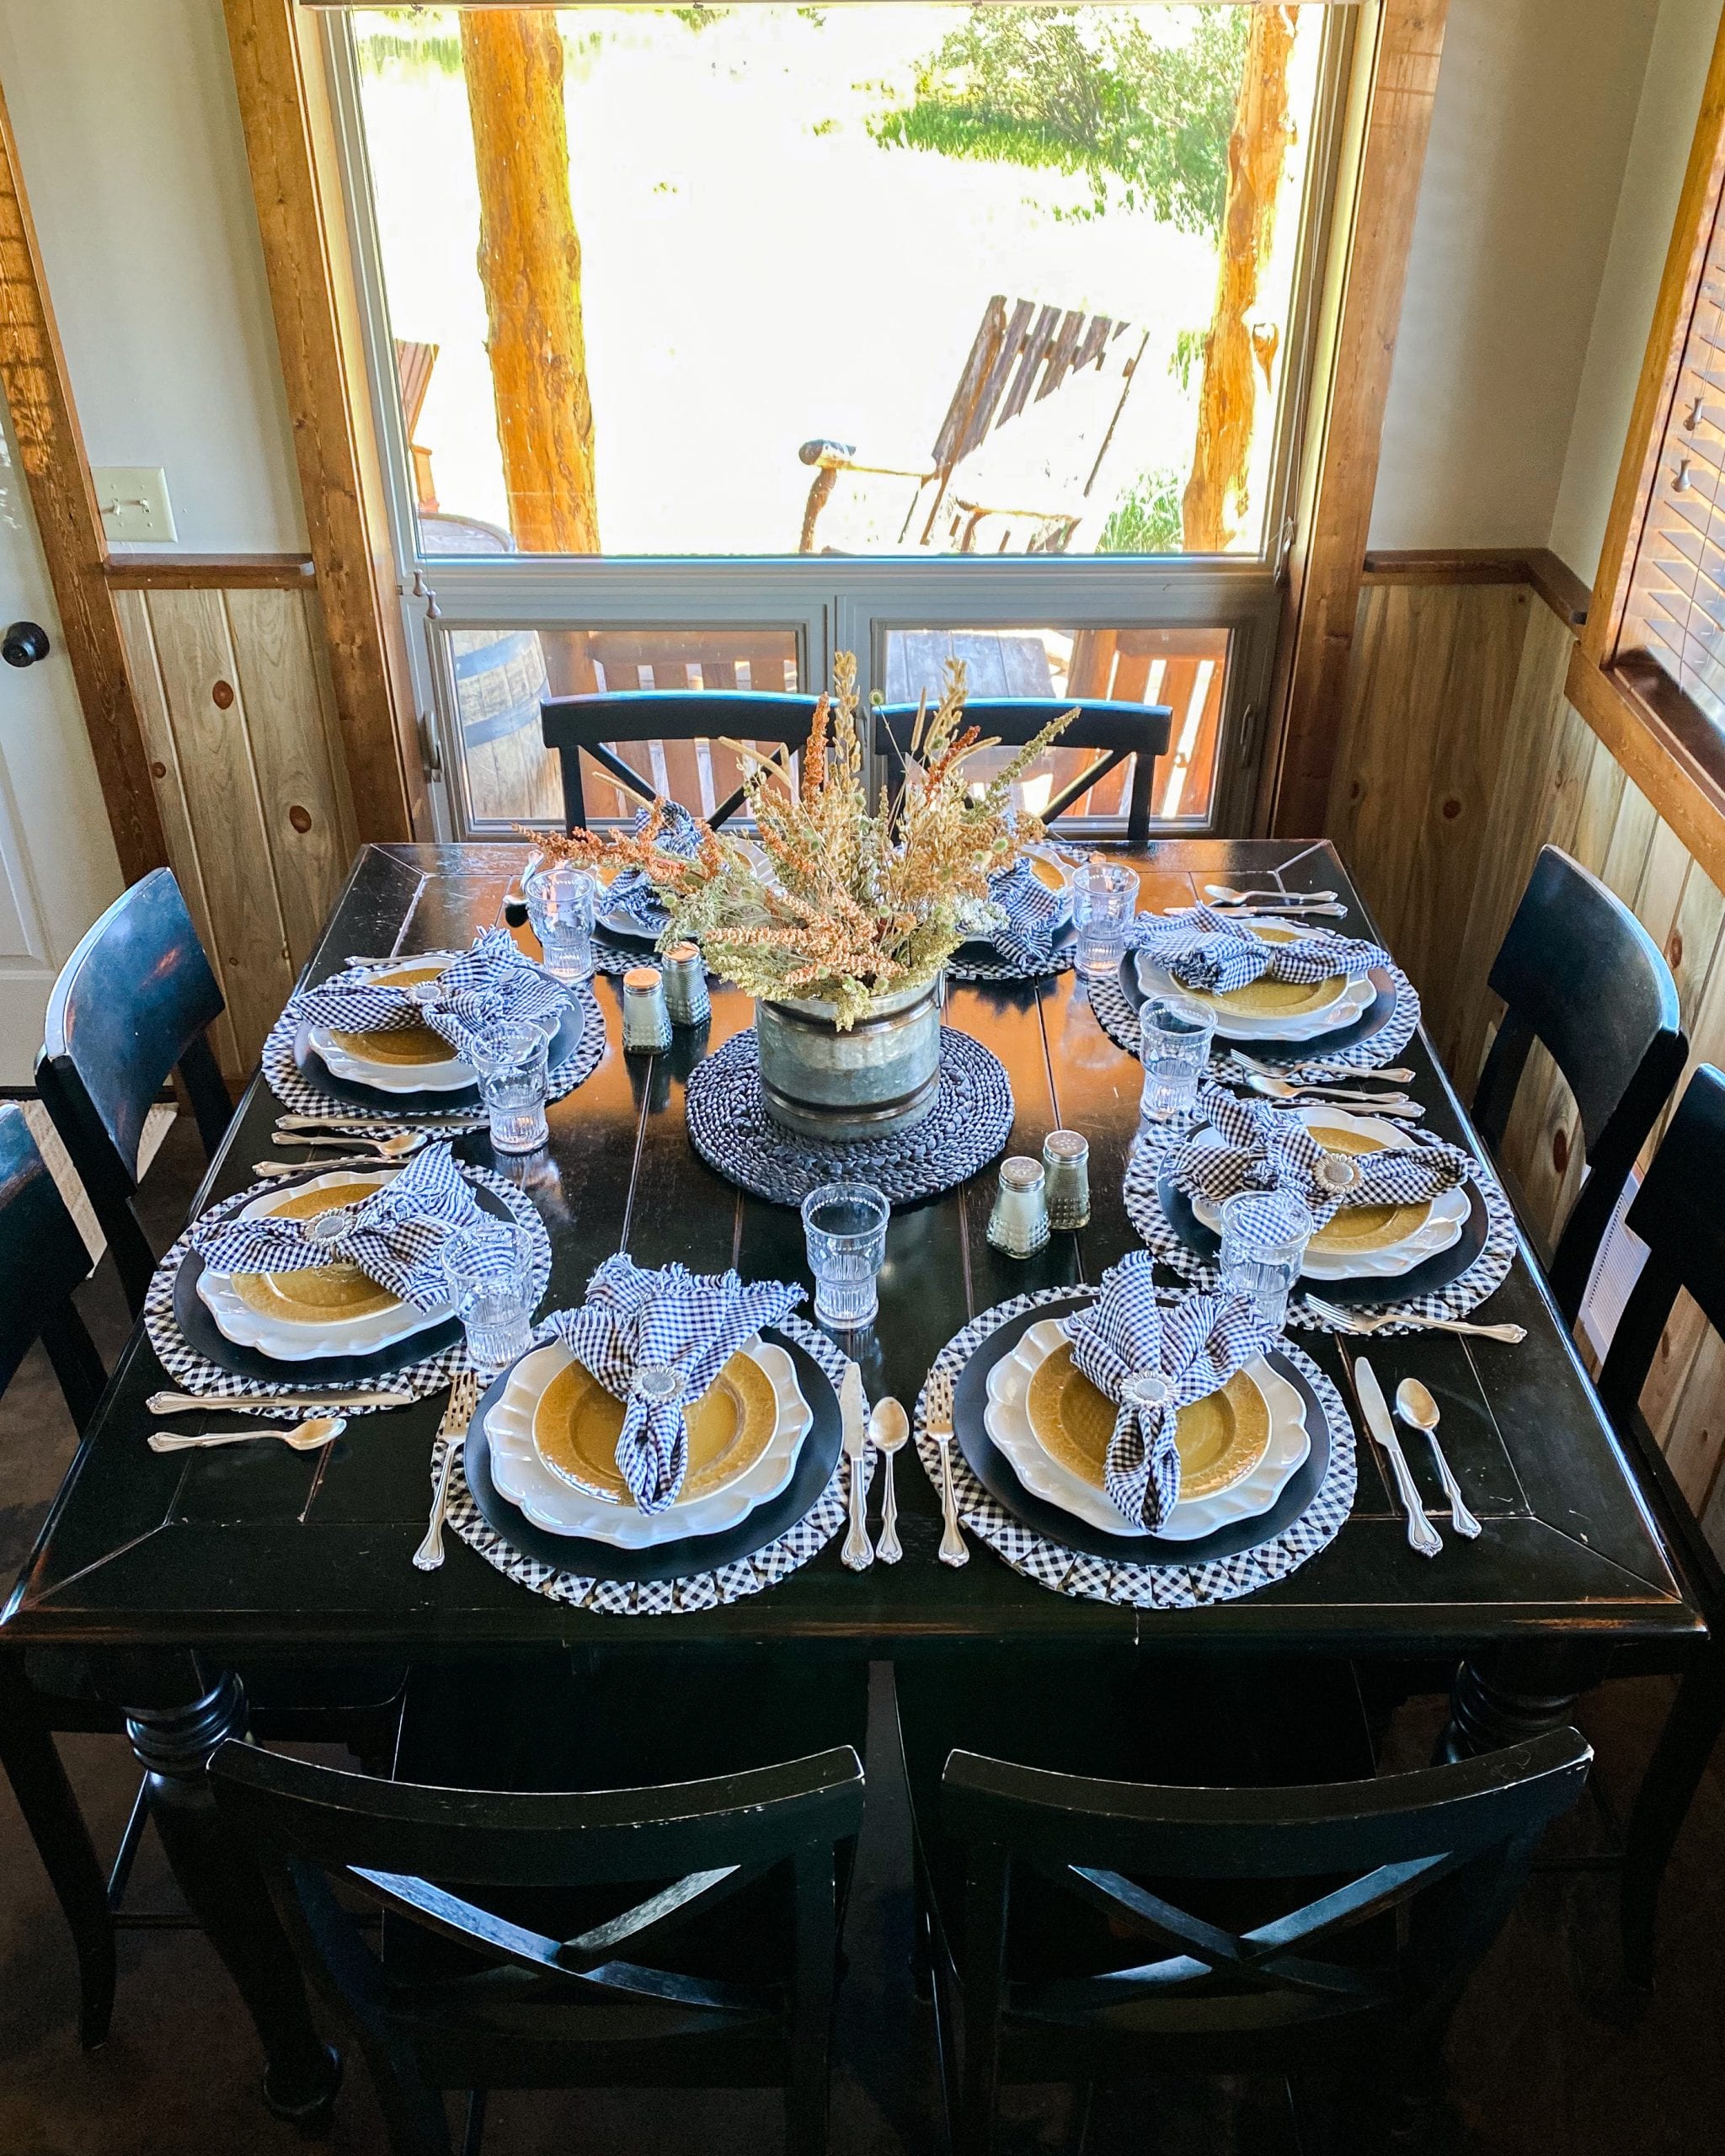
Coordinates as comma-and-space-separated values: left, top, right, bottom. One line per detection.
1439, 1643, 1598, 1760
123, 1664, 341, 2128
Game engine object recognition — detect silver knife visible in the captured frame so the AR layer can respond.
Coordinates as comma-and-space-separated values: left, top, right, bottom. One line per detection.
1354, 1358, 1442, 1558
839, 1362, 873, 1571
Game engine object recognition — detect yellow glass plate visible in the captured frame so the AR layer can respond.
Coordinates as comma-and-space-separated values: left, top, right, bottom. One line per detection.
327, 960, 451, 1066
532, 1351, 777, 1507
230, 1179, 398, 1322
1181, 918, 1345, 1022
1029, 853, 1066, 894
1026, 1343, 1270, 1502
1305, 1123, 1429, 1255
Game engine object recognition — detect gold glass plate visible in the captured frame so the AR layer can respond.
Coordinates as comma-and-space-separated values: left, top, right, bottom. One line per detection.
1026, 1344, 1270, 1503
230, 1179, 398, 1322
1305, 1124, 1429, 1254
532, 1351, 777, 1506
1182, 918, 1345, 1021
1029, 854, 1065, 894
325, 962, 452, 1066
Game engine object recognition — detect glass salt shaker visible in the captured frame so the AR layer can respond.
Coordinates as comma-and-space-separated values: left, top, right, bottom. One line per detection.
662, 941, 710, 1027
987, 1156, 1050, 1258
621, 965, 672, 1054
1042, 1129, 1091, 1230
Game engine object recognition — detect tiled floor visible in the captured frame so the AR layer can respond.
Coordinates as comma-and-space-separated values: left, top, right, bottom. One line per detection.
1, 1118, 1722, 2154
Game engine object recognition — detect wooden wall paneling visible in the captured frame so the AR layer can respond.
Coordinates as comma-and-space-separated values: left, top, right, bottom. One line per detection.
113, 591, 243, 1079
137, 589, 295, 1062
1654, 1326, 1725, 1524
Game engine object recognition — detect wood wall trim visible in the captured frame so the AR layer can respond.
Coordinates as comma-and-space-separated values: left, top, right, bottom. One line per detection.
1264, 0, 1451, 840
103, 553, 315, 590
0, 79, 168, 888
1566, 643, 1725, 896
222, 0, 426, 843
1361, 547, 1590, 627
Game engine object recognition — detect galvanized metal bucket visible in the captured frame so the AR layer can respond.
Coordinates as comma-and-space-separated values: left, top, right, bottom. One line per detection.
756, 976, 943, 1142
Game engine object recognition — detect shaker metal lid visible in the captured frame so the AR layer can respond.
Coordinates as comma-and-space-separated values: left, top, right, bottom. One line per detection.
622, 965, 663, 992
999, 1156, 1045, 1191
1044, 1129, 1089, 1161
665, 942, 700, 965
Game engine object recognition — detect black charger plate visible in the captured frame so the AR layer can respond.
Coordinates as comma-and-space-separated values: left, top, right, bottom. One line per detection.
1119, 948, 1400, 1065
294, 995, 585, 1116
1154, 1165, 1489, 1309
462, 1328, 842, 1583
951, 1293, 1332, 1566
173, 1170, 514, 1385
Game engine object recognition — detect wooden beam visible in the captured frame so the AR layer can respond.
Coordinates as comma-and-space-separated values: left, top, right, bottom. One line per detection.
103, 553, 316, 590
221, 0, 425, 843
0, 79, 168, 888
1264, 0, 1451, 839
1360, 547, 1590, 627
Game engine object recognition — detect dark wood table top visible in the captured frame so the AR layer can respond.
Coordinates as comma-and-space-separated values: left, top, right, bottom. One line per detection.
2, 840, 1703, 1664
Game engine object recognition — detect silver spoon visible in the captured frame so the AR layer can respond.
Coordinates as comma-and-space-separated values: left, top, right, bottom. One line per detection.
282, 1129, 426, 1159
868, 1396, 911, 1564
148, 1414, 346, 1454
147, 1388, 409, 1415
1232, 1052, 1416, 1086
1231, 1069, 1424, 1118
1394, 1380, 1481, 1539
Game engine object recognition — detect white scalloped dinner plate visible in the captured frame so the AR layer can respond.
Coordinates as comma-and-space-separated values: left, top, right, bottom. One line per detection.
984, 1318, 1310, 1542
1135, 915, 1375, 1043
1186, 1105, 1469, 1280
195, 1166, 457, 1358
308, 954, 476, 1093
484, 1335, 813, 1546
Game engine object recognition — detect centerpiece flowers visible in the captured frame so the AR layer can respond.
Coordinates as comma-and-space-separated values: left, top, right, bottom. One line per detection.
525, 653, 1071, 1138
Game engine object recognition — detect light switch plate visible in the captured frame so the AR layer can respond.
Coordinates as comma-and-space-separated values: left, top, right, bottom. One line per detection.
93, 466, 177, 544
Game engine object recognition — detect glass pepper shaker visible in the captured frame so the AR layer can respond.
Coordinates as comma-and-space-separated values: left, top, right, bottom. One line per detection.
621, 965, 672, 1054
1042, 1129, 1091, 1230
987, 1156, 1050, 1258
662, 941, 710, 1027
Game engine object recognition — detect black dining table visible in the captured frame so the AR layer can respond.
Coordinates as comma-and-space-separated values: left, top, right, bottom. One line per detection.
2, 836, 1705, 2120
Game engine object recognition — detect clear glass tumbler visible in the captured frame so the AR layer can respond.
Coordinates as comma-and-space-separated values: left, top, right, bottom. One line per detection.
1217, 1189, 1313, 1333
1072, 859, 1139, 979
469, 1019, 551, 1154
524, 862, 595, 983
443, 1222, 537, 1374
1140, 995, 1216, 1122
800, 1181, 891, 1330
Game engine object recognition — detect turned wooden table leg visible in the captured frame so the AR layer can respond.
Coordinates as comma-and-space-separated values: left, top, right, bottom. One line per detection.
123, 1663, 341, 2129
1439, 1645, 1598, 1762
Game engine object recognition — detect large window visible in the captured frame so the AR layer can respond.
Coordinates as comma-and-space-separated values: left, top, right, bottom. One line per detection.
320, 3, 1354, 831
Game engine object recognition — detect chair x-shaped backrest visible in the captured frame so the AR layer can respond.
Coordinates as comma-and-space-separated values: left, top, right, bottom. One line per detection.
538, 691, 822, 831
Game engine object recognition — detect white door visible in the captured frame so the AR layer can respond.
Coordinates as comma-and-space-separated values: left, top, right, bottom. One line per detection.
0, 398, 122, 1084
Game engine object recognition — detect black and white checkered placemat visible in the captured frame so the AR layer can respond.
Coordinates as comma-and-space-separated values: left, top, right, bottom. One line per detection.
914, 1288, 1355, 1609
684, 1026, 1015, 1207
1087, 951, 1421, 1079
142, 1164, 553, 1406
434, 1314, 866, 1616
1121, 1122, 1519, 1334
261, 967, 606, 1120
945, 942, 1073, 985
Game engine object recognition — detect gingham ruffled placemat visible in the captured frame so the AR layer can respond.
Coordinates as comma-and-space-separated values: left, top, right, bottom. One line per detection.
1121, 1120, 1518, 1334
914, 1288, 1355, 1609
143, 1163, 553, 1405
433, 1314, 868, 1616
685, 1026, 1014, 1207
945, 945, 1072, 985
262, 965, 606, 1120
1087, 947, 1421, 1079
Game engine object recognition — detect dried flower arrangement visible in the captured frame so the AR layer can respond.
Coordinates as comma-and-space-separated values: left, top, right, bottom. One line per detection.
522, 652, 1071, 1026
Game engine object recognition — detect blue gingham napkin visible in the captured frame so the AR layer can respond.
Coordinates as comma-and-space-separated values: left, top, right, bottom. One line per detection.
606, 802, 704, 930
549, 1255, 804, 1513
1131, 905, 1390, 995
1173, 1083, 1474, 1229
192, 1144, 503, 1312
1060, 1252, 1274, 1530
292, 928, 567, 1059
979, 855, 1066, 969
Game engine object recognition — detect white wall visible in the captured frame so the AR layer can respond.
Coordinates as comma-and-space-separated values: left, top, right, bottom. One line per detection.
0, 0, 305, 554
1550, 0, 1725, 583
1370, 0, 1661, 552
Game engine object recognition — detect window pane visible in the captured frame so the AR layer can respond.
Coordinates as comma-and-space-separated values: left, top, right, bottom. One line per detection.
447, 623, 803, 824
880, 624, 1229, 822
352, 4, 1329, 559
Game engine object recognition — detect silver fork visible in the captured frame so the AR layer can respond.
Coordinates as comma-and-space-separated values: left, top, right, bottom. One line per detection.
925, 1370, 969, 1567
1306, 1295, 1526, 1346
1228, 1067, 1424, 1119
1232, 1051, 1416, 1086
414, 1371, 480, 1572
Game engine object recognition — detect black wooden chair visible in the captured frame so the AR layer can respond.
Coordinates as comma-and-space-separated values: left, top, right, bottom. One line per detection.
209, 1654, 868, 2156
873, 697, 1173, 842
1472, 845, 1686, 1324
35, 867, 233, 1318
903, 1690, 1589, 2154
1588, 1065, 1725, 1988
539, 690, 822, 830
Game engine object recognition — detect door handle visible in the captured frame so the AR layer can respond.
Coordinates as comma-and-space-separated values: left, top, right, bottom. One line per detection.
3, 622, 50, 668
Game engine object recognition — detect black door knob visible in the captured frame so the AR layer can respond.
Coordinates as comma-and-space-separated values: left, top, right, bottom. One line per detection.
3, 622, 51, 669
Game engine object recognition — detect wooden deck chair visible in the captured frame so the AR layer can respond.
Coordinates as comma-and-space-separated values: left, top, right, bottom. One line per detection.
395, 339, 441, 513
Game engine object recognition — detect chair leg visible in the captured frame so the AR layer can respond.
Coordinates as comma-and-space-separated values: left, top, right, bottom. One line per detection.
1621, 1654, 1725, 1990
0, 1661, 115, 2048
460, 2089, 488, 2156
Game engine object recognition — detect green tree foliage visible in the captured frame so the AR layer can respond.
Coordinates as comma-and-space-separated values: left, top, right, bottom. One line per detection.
868, 4, 1249, 233
1098, 467, 1183, 554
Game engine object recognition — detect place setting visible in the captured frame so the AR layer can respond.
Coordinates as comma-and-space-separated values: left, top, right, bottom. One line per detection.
944, 842, 1080, 983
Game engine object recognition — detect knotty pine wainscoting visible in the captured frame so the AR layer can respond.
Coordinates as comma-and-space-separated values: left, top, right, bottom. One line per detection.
105, 558, 358, 1075
1328, 552, 1725, 1549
